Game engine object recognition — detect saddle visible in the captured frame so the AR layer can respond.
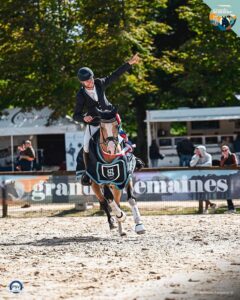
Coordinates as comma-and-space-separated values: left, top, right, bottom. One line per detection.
76, 130, 136, 189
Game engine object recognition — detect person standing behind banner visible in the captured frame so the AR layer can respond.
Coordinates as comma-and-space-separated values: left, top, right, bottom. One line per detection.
149, 140, 164, 168
220, 145, 238, 214
15, 142, 26, 171
176, 138, 195, 167
233, 134, 240, 164
190, 145, 217, 214
17, 140, 35, 171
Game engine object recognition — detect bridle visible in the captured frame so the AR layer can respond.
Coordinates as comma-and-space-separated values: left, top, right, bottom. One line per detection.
100, 117, 119, 145
99, 117, 121, 158
89, 114, 133, 159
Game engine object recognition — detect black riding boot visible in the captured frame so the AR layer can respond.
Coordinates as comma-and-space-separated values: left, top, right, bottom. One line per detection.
135, 157, 145, 171
81, 151, 92, 186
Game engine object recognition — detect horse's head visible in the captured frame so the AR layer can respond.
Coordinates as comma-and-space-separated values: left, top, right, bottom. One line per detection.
99, 109, 121, 158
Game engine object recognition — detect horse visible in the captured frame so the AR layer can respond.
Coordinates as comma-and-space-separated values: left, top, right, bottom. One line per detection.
76, 109, 145, 235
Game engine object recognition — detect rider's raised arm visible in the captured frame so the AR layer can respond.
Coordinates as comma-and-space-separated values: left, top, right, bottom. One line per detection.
100, 63, 132, 89
73, 90, 86, 122
101, 54, 140, 89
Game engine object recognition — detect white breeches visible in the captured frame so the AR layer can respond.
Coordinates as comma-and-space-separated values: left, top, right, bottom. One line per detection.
83, 125, 99, 153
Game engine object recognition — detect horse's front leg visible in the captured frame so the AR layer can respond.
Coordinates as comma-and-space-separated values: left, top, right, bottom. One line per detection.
108, 185, 126, 223
126, 180, 146, 234
111, 186, 126, 236
91, 182, 115, 230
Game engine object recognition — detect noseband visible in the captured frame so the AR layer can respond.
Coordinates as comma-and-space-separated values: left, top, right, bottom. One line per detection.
99, 117, 121, 157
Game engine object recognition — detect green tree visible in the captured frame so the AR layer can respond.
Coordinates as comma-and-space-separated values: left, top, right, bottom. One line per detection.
2, 0, 240, 163
76, 0, 172, 159
158, 0, 240, 108
0, 0, 79, 114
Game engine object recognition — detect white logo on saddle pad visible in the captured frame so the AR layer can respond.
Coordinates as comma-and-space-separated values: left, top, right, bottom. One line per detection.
107, 168, 114, 178
101, 164, 120, 181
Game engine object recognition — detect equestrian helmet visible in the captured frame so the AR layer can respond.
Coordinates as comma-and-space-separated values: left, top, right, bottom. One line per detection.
77, 67, 94, 81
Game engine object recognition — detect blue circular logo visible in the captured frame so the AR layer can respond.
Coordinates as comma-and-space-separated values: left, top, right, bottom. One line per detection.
9, 280, 24, 294
210, 6, 237, 31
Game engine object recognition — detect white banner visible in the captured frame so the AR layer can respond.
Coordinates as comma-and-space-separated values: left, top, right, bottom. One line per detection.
65, 132, 84, 171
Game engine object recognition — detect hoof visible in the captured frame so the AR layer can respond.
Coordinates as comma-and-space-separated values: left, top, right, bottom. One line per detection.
116, 211, 126, 223
118, 222, 126, 236
109, 222, 117, 230
109, 218, 117, 230
135, 223, 146, 234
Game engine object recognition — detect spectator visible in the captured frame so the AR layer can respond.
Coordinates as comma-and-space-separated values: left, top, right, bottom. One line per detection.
15, 142, 26, 171
233, 134, 240, 164
17, 140, 35, 171
59, 161, 67, 171
221, 136, 234, 152
220, 145, 238, 214
190, 145, 217, 214
157, 129, 167, 137
176, 138, 194, 167
149, 139, 164, 168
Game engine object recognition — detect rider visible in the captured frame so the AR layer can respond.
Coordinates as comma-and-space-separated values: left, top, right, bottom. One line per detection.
73, 54, 140, 185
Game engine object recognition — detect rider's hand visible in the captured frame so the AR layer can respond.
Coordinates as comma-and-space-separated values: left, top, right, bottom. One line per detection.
83, 115, 93, 123
128, 53, 140, 65
223, 153, 228, 159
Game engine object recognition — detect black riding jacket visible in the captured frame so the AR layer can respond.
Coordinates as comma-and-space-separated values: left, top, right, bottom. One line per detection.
73, 62, 131, 126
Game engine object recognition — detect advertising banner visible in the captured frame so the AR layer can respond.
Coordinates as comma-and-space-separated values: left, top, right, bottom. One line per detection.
133, 169, 240, 201
1, 168, 240, 203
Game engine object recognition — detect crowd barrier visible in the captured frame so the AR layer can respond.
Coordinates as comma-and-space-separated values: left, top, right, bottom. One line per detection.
1, 167, 240, 217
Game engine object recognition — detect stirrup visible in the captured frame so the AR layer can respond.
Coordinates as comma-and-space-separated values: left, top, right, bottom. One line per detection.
81, 173, 92, 186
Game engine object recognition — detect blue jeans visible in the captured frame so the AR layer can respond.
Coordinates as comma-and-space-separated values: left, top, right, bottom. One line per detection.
151, 159, 158, 168
179, 154, 192, 167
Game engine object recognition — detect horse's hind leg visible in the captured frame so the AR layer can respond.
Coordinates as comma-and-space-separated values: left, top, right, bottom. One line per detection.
126, 181, 146, 234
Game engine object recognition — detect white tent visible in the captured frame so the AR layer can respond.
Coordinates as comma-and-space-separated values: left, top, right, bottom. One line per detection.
146, 106, 240, 123
145, 106, 240, 167
146, 106, 240, 144
0, 107, 80, 136
0, 107, 83, 170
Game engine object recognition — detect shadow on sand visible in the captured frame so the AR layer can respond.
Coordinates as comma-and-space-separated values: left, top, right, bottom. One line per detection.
0, 235, 113, 247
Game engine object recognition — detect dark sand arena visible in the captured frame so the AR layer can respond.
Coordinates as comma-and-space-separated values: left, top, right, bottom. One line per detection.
0, 214, 240, 300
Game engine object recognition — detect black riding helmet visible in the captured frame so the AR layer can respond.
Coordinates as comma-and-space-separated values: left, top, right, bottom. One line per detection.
77, 67, 94, 81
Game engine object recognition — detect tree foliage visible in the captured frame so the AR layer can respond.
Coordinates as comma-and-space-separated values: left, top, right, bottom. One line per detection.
1, 0, 240, 160
0, 0, 79, 113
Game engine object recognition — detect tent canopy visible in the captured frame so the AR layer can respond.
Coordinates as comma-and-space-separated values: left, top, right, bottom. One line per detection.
0, 107, 81, 136
146, 106, 240, 122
